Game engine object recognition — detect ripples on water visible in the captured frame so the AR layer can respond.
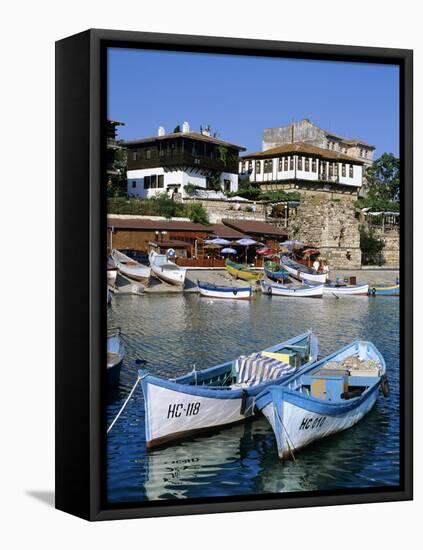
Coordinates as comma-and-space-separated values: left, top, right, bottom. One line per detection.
107, 293, 400, 503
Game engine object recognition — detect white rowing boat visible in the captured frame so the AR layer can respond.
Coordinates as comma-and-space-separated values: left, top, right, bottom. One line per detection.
197, 280, 252, 299
323, 283, 369, 296
112, 249, 151, 284
281, 255, 328, 284
149, 251, 186, 287
261, 279, 324, 298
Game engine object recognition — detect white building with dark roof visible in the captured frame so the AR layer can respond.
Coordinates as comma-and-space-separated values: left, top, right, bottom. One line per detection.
239, 141, 365, 193
125, 123, 246, 199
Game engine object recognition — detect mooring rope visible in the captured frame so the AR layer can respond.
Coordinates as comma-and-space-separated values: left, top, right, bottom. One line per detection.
107, 376, 141, 434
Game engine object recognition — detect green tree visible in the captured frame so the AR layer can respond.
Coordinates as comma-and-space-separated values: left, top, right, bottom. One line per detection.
367, 153, 400, 201
359, 225, 385, 265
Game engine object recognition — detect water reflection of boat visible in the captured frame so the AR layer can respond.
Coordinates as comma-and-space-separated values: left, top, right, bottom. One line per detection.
140, 331, 318, 449
256, 341, 388, 460
145, 421, 257, 500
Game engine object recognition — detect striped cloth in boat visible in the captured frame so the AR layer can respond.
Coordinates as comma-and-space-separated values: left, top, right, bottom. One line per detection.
234, 353, 296, 386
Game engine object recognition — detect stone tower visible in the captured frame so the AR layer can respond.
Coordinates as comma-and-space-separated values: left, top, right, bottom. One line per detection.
291, 194, 361, 269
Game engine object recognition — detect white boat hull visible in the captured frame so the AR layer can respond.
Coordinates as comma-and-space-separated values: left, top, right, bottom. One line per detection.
198, 286, 251, 299
107, 269, 117, 286
149, 251, 186, 287
262, 281, 323, 297
282, 260, 328, 284
143, 381, 254, 448
112, 249, 151, 284
323, 284, 369, 296
261, 390, 378, 459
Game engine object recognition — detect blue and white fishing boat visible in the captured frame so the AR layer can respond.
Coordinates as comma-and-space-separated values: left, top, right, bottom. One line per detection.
264, 261, 289, 282
323, 282, 369, 296
261, 279, 324, 298
281, 255, 328, 284
197, 280, 252, 300
256, 340, 388, 460
107, 330, 125, 386
140, 331, 318, 448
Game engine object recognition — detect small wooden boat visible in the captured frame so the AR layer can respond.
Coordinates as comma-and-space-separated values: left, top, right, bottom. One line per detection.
225, 259, 262, 282
107, 330, 125, 385
256, 340, 388, 460
323, 282, 369, 296
261, 279, 324, 298
368, 284, 400, 296
197, 280, 252, 299
281, 255, 328, 284
140, 331, 318, 448
264, 261, 289, 282
112, 249, 151, 284
149, 251, 186, 287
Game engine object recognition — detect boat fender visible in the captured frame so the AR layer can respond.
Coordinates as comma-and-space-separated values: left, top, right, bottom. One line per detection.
341, 388, 363, 400
240, 390, 248, 415
380, 375, 390, 397
233, 289, 238, 296
267, 286, 272, 296
371, 287, 376, 296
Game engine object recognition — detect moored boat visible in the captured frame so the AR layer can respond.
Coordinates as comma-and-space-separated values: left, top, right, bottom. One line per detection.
140, 330, 318, 448
264, 261, 289, 282
281, 255, 328, 284
368, 284, 400, 296
149, 251, 186, 287
323, 282, 369, 296
225, 259, 262, 282
261, 279, 324, 298
107, 330, 125, 385
107, 256, 118, 286
256, 340, 388, 460
112, 249, 151, 284
197, 280, 252, 300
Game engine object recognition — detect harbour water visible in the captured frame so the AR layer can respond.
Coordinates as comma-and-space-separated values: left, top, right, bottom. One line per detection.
107, 292, 400, 503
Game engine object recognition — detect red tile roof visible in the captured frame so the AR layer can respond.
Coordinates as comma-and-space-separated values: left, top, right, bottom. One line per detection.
241, 141, 364, 164
222, 219, 288, 237
107, 217, 209, 232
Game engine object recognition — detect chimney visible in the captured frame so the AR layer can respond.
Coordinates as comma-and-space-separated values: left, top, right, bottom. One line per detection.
182, 121, 190, 134
202, 125, 211, 137
158, 126, 165, 136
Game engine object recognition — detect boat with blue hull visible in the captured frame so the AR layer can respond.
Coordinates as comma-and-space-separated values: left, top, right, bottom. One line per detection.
107, 330, 125, 385
140, 331, 318, 448
264, 261, 289, 282
368, 284, 400, 296
256, 340, 388, 460
197, 280, 252, 300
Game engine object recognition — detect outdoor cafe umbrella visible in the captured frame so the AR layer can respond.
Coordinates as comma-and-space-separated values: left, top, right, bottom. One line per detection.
285, 239, 305, 249
220, 247, 237, 255
236, 237, 258, 262
205, 237, 231, 246
303, 248, 319, 257
256, 247, 277, 256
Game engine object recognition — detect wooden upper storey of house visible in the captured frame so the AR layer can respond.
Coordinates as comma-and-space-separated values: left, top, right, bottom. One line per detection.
241, 142, 365, 164
125, 132, 246, 174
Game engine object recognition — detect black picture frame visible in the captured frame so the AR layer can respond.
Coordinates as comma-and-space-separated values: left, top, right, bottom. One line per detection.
55, 28, 413, 521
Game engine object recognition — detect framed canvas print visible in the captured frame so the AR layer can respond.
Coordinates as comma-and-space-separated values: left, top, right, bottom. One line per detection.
55, 29, 413, 521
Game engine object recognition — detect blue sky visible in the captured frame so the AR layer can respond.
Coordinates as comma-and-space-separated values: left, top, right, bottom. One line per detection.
108, 48, 399, 158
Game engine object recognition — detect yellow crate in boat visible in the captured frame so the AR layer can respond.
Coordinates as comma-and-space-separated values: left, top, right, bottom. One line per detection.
261, 351, 291, 365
